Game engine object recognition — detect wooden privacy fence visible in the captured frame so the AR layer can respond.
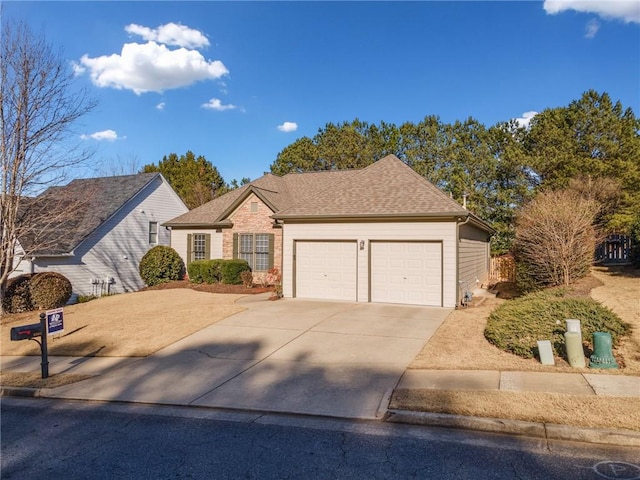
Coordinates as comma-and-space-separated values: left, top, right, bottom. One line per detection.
490, 255, 516, 283
595, 234, 632, 265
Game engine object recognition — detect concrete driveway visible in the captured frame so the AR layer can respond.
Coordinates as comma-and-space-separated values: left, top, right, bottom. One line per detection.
50, 296, 451, 420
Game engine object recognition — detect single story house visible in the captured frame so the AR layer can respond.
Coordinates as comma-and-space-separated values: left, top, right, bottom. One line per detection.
165, 155, 494, 308
12, 173, 188, 298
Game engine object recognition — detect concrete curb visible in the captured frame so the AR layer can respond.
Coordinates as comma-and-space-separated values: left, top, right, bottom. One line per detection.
1, 386, 48, 398
4, 388, 639, 447
385, 409, 640, 448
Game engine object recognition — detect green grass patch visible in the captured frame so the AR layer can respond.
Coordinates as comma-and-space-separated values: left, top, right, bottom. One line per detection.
484, 288, 630, 359
76, 295, 99, 303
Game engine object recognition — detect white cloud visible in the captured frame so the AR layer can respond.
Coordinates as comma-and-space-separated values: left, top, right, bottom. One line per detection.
201, 98, 236, 111
514, 111, 538, 129
125, 22, 209, 49
277, 122, 298, 133
72, 62, 86, 75
543, 1, 640, 23
79, 41, 228, 94
81, 129, 122, 141
585, 18, 601, 38
156, 102, 166, 110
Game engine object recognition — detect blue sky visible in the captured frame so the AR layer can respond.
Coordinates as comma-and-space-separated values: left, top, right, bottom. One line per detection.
5, 1, 639, 183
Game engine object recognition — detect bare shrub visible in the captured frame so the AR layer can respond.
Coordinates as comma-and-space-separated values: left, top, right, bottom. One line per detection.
240, 270, 254, 289
515, 189, 600, 287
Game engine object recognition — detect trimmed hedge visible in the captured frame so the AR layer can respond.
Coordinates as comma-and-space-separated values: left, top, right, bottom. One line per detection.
205, 259, 224, 284
30, 271, 72, 310
187, 259, 224, 284
2, 272, 72, 313
2, 274, 34, 313
139, 246, 185, 287
187, 260, 206, 284
188, 259, 250, 285
220, 259, 251, 285
484, 288, 630, 359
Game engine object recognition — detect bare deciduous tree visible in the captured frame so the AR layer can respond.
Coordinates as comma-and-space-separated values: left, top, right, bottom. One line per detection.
567, 175, 623, 231
515, 189, 600, 287
1, 21, 96, 310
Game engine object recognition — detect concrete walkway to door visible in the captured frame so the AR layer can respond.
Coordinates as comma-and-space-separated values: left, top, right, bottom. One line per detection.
31, 296, 452, 420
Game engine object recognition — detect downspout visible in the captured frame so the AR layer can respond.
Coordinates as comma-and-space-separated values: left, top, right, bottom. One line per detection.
456, 214, 471, 308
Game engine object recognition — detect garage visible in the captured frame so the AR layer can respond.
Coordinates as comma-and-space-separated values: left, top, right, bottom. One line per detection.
294, 241, 357, 301
370, 241, 442, 306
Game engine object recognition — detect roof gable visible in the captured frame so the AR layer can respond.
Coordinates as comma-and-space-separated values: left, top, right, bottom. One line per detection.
19, 173, 161, 255
164, 174, 288, 227
165, 155, 475, 226
274, 155, 467, 219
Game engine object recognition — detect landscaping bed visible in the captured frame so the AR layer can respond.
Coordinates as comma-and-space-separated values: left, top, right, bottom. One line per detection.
409, 267, 638, 374
395, 266, 640, 431
141, 280, 272, 295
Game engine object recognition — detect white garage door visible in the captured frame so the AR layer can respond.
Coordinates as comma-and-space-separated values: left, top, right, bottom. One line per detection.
295, 241, 357, 301
371, 242, 442, 306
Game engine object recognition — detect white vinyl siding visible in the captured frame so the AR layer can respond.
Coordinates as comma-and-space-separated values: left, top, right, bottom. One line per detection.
29, 176, 188, 297
282, 221, 458, 308
294, 241, 357, 301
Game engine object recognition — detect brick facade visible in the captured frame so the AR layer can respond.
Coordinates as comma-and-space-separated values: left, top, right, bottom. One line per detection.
222, 193, 282, 283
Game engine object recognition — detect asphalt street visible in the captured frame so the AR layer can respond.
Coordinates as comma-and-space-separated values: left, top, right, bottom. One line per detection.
1, 398, 638, 479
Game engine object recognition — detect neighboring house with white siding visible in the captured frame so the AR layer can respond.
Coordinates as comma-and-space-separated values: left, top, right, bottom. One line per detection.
12, 173, 188, 298
165, 155, 494, 308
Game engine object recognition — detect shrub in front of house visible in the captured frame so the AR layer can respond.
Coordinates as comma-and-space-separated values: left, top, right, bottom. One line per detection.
139, 245, 185, 287
187, 259, 250, 285
204, 260, 224, 283
220, 259, 251, 285
187, 260, 207, 283
30, 271, 72, 309
484, 288, 630, 359
188, 259, 223, 284
2, 274, 34, 313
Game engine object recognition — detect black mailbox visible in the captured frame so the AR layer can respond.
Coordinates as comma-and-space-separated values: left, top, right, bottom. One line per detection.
10, 323, 43, 341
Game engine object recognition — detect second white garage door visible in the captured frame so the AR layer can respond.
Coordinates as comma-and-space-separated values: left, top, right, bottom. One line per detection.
371, 241, 442, 306
295, 241, 357, 301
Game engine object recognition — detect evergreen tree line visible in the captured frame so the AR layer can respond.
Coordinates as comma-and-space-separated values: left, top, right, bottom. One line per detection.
143, 91, 639, 254
141, 151, 249, 210
270, 90, 639, 253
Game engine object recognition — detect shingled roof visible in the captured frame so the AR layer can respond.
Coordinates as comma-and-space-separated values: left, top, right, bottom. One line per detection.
165, 155, 489, 228
19, 173, 161, 256
164, 169, 357, 227
273, 155, 467, 219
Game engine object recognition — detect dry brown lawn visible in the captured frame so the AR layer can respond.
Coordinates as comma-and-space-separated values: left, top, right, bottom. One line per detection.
390, 390, 640, 431
1, 290, 246, 358
0, 372, 93, 389
396, 266, 640, 431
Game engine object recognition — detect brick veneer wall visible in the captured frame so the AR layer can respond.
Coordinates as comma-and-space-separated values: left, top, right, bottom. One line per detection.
222, 193, 283, 284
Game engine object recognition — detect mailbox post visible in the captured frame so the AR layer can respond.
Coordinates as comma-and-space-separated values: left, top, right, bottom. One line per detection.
9, 312, 49, 378
39, 312, 49, 378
